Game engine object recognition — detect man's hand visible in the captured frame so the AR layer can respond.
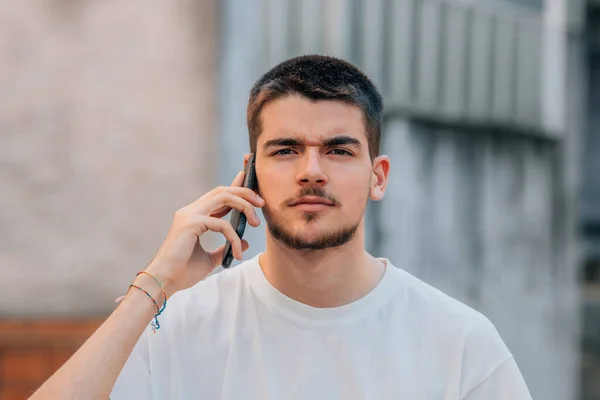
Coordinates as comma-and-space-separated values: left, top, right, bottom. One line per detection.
144, 170, 264, 298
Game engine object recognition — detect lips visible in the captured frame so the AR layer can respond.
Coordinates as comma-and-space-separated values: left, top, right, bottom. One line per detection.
289, 196, 334, 207
289, 196, 334, 213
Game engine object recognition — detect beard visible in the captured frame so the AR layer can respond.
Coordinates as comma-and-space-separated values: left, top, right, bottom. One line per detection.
266, 214, 361, 251
261, 186, 364, 251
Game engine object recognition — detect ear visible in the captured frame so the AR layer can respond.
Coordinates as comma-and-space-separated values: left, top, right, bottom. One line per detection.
243, 153, 252, 169
369, 155, 390, 201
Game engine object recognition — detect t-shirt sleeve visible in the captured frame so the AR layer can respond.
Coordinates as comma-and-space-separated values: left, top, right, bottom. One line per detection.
459, 315, 531, 400
109, 328, 153, 400
462, 357, 532, 400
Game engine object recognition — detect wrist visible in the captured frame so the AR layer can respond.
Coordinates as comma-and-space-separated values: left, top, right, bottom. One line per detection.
141, 265, 177, 300
132, 274, 167, 309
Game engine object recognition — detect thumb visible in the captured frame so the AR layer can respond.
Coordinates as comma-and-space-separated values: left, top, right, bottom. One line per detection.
209, 239, 250, 266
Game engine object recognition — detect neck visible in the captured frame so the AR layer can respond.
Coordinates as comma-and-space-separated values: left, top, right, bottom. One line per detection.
258, 222, 386, 308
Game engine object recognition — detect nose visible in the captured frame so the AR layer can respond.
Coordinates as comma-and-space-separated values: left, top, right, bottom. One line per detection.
296, 149, 328, 186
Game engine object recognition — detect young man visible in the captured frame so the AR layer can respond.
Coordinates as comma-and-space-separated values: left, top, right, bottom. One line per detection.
32, 55, 531, 399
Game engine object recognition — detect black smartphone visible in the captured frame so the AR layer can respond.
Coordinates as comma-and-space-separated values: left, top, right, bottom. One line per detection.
222, 153, 258, 268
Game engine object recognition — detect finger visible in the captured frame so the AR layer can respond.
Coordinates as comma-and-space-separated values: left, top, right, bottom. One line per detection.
203, 192, 262, 226
208, 245, 226, 267
208, 239, 249, 267
191, 186, 264, 213
241, 239, 249, 251
231, 170, 245, 187
210, 206, 233, 220
195, 215, 243, 260
212, 186, 264, 207
207, 187, 265, 218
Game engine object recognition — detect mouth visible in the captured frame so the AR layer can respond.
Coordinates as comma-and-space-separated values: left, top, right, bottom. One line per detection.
289, 196, 335, 212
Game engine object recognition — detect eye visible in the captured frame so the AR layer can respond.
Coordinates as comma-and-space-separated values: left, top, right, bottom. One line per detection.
329, 148, 352, 156
272, 148, 297, 156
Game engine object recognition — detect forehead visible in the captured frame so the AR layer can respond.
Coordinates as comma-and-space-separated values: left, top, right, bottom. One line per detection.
258, 96, 366, 143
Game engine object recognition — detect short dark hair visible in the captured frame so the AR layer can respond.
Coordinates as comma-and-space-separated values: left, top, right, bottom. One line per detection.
247, 55, 383, 160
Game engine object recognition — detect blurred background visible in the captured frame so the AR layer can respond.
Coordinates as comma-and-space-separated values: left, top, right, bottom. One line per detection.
0, 0, 597, 398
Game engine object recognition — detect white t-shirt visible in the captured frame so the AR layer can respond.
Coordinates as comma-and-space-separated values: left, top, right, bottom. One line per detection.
110, 254, 531, 399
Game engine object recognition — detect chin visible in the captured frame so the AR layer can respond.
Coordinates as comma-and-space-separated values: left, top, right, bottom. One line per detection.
294, 226, 333, 239
291, 214, 337, 231
268, 217, 361, 251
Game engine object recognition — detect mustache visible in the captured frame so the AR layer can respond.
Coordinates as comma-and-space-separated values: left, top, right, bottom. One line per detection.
284, 187, 340, 207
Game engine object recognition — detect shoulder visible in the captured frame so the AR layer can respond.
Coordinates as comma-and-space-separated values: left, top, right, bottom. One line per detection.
388, 264, 511, 357
387, 265, 513, 391
389, 265, 491, 326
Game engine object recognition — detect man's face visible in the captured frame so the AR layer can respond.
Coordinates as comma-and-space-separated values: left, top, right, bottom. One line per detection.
254, 95, 377, 251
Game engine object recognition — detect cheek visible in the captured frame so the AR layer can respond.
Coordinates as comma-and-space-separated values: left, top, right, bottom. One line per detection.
337, 175, 371, 206
256, 168, 288, 202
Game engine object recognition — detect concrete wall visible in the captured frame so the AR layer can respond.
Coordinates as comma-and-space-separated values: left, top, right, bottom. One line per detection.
377, 120, 578, 400
582, 58, 600, 259
0, 0, 219, 316
580, 5, 600, 399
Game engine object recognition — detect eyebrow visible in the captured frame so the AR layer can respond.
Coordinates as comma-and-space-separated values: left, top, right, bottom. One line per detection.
263, 135, 362, 149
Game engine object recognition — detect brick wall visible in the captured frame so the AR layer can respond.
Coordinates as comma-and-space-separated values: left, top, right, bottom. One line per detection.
0, 319, 104, 399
